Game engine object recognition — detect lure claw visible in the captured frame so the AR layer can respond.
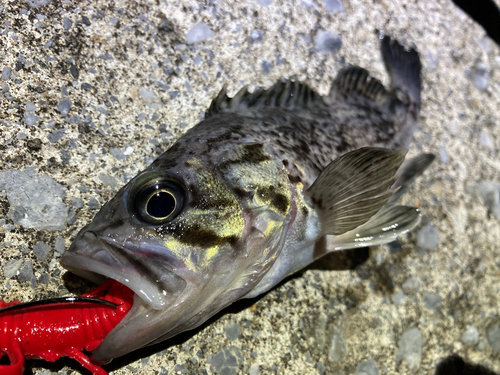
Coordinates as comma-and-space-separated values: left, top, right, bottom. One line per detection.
0, 279, 133, 375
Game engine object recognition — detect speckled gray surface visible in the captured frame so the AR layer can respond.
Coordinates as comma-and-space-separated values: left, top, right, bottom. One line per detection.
1, 0, 500, 374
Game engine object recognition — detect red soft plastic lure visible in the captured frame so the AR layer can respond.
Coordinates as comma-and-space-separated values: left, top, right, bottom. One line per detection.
0, 279, 134, 375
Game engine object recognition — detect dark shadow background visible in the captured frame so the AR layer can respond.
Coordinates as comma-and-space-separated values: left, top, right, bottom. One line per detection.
452, 0, 500, 46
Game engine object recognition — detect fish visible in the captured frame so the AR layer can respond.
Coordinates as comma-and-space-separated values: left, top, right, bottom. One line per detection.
61, 36, 432, 364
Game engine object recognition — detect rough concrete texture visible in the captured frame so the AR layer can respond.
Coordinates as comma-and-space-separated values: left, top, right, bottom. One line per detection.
0, 0, 500, 374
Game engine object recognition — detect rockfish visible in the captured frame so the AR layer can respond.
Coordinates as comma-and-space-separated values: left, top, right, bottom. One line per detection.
61, 37, 432, 363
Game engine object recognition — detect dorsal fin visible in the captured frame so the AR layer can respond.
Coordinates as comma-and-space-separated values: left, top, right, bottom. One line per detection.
206, 79, 323, 117
328, 66, 391, 104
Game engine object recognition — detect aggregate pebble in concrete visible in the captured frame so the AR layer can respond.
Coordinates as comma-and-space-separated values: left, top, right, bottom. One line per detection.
0, 0, 500, 374
416, 224, 440, 251
186, 23, 215, 44
3, 258, 23, 279
18, 261, 34, 283
487, 325, 500, 354
2, 66, 12, 80
0, 171, 68, 230
33, 241, 51, 261
391, 289, 405, 305
314, 30, 342, 53
328, 328, 347, 363
397, 327, 423, 373
211, 346, 244, 375
324, 0, 344, 13
354, 358, 379, 375
422, 292, 442, 311
462, 325, 479, 346
54, 236, 66, 253
225, 322, 242, 341
402, 276, 422, 292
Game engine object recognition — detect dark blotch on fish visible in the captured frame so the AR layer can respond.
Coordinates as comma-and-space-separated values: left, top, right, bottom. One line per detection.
257, 186, 289, 215
220, 143, 271, 169
174, 223, 237, 248
239, 143, 271, 164
188, 184, 235, 211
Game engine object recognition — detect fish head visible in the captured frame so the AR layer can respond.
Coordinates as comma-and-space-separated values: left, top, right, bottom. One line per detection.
61, 141, 293, 362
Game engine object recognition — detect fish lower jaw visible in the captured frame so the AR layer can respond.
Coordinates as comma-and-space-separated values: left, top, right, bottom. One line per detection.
60, 253, 170, 310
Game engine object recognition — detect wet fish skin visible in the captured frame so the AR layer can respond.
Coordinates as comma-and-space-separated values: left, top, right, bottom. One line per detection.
61, 37, 427, 362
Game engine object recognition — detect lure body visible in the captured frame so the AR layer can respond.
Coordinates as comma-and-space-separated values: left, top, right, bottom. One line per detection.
0, 279, 133, 375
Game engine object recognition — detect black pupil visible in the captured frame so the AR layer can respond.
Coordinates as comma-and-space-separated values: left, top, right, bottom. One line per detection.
147, 191, 175, 218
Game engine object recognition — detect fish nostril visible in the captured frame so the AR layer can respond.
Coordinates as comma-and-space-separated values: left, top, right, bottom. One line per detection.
84, 231, 98, 241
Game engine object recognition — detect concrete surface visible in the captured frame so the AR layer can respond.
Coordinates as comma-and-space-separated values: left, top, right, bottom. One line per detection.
0, 0, 500, 374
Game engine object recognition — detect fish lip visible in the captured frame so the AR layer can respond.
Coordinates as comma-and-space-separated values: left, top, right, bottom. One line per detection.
98, 235, 188, 271
60, 231, 186, 310
63, 232, 207, 363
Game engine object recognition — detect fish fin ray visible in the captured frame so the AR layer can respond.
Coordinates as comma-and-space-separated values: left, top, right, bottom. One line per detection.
329, 66, 391, 104
389, 153, 435, 202
330, 204, 421, 250
206, 83, 229, 115
381, 36, 422, 107
308, 147, 406, 235
205, 79, 323, 117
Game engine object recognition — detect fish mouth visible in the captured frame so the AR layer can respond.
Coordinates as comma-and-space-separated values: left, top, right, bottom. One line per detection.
60, 230, 187, 310
62, 229, 212, 362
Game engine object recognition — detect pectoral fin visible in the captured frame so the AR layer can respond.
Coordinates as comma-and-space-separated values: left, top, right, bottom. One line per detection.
330, 203, 421, 250
309, 147, 406, 235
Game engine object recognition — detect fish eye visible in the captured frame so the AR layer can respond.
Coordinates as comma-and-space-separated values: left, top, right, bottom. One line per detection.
130, 173, 185, 225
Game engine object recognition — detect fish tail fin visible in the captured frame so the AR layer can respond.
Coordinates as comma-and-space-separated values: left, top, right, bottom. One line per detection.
381, 36, 422, 109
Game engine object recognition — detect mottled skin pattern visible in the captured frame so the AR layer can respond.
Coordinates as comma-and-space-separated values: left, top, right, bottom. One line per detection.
61, 38, 421, 362
163, 92, 416, 190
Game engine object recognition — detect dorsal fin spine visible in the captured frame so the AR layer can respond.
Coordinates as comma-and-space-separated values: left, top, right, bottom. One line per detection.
329, 65, 390, 104
205, 79, 323, 118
